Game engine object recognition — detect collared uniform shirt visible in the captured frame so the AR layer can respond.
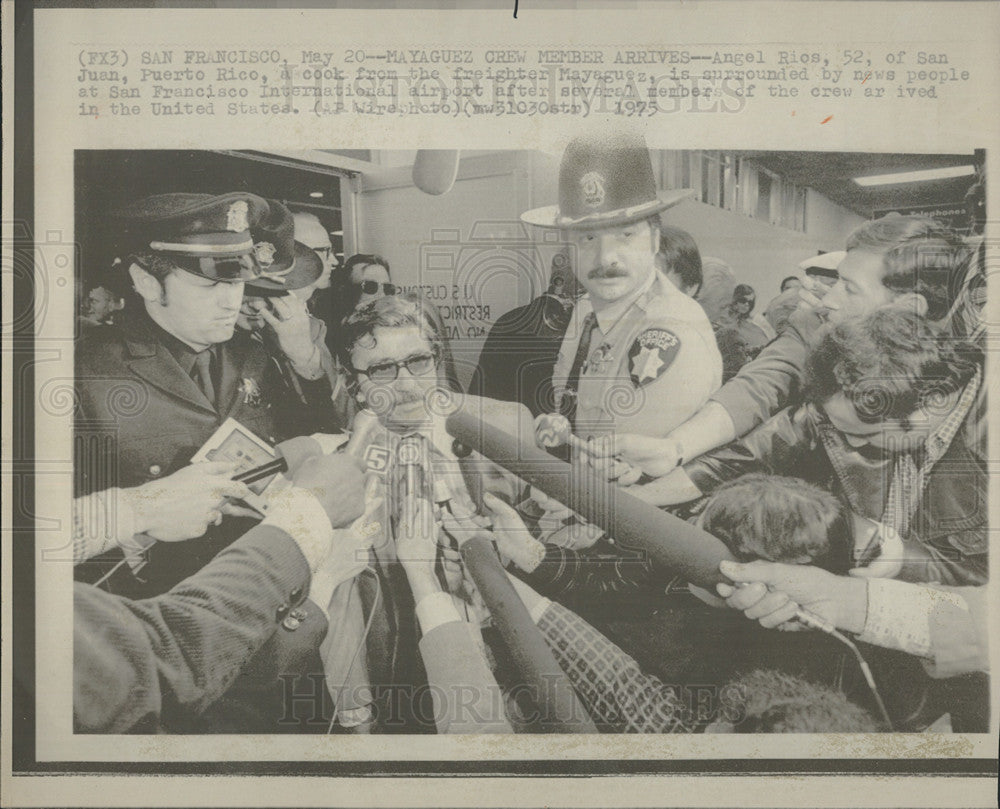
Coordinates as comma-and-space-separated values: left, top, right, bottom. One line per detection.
552, 272, 721, 440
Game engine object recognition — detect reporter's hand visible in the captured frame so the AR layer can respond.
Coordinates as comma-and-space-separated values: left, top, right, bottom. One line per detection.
439, 508, 490, 549
394, 498, 439, 575
716, 559, 867, 634
127, 462, 252, 542
621, 467, 702, 506
291, 452, 365, 529
583, 433, 682, 479
259, 294, 319, 370
479, 492, 546, 573
787, 288, 834, 341
321, 479, 384, 587
275, 435, 324, 475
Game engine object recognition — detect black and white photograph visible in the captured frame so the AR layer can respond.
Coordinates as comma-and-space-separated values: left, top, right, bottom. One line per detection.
4, 2, 998, 806
69, 143, 988, 735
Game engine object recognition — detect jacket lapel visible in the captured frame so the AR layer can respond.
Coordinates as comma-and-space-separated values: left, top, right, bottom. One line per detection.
123, 326, 216, 415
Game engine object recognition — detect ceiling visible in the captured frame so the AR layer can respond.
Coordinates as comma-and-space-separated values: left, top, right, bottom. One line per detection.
737, 150, 980, 217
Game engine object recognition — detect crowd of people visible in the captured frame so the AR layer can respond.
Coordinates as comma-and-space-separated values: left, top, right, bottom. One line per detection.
72, 131, 988, 736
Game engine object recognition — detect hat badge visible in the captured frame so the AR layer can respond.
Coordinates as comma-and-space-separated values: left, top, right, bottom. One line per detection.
253, 241, 277, 269
580, 172, 606, 209
227, 200, 250, 233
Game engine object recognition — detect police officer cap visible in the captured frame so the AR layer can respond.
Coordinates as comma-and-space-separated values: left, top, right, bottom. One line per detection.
117, 192, 270, 282
245, 199, 323, 297
521, 129, 693, 230
798, 250, 846, 278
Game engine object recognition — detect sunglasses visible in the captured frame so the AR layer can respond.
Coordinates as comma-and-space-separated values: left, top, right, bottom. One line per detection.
140, 253, 257, 282
355, 280, 398, 296
355, 352, 437, 382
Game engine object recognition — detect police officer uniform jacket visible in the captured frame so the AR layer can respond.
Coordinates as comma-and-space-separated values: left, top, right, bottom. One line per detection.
74, 307, 333, 593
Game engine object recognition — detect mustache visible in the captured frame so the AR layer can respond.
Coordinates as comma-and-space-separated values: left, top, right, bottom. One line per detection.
588, 267, 628, 280
368, 386, 425, 406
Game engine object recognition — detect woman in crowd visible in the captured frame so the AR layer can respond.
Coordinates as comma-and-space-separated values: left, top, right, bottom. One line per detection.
329, 252, 462, 391
328, 253, 397, 328
719, 283, 777, 358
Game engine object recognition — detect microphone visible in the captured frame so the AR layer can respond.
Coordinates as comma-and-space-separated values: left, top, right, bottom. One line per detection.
344, 407, 386, 463
729, 582, 834, 634
534, 413, 640, 483
533, 413, 589, 453
794, 607, 836, 634
412, 149, 460, 195
447, 402, 735, 589
395, 433, 435, 540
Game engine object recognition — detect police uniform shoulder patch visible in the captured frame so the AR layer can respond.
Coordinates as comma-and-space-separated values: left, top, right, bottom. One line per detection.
628, 328, 680, 387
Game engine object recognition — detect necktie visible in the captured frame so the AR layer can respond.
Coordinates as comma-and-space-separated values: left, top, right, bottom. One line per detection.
561, 312, 598, 426
192, 349, 217, 409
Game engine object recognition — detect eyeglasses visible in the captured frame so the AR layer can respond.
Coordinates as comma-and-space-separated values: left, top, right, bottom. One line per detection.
355, 352, 437, 381
355, 280, 398, 296
313, 246, 335, 261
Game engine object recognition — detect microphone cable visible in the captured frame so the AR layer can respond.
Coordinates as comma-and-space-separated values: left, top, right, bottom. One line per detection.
794, 607, 894, 731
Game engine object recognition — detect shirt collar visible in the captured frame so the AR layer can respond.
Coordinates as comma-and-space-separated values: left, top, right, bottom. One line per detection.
923, 364, 981, 466
139, 306, 209, 374
591, 268, 657, 334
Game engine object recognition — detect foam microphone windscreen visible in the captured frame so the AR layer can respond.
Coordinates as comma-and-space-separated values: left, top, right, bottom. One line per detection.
460, 536, 597, 733
412, 150, 460, 195
446, 405, 735, 588
274, 436, 324, 475
344, 408, 385, 462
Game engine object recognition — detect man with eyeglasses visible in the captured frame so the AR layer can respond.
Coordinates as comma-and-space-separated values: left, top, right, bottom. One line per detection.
338, 293, 530, 446
326, 293, 535, 730
631, 308, 986, 588
292, 211, 336, 301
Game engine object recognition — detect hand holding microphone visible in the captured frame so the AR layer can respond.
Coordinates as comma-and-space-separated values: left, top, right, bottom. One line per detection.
275, 411, 386, 486
124, 461, 253, 542
344, 407, 386, 462
533, 414, 641, 485
534, 413, 589, 453
715, 559, 867, 635
393, 433, 442, 567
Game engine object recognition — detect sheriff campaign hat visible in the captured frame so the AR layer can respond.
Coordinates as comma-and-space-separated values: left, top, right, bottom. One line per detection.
521, 130, 693, 230
117, 192, 270, 282
244, 199, 323, 296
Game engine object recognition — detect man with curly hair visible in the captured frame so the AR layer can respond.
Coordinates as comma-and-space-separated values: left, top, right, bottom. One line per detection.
634, 308, 985, 586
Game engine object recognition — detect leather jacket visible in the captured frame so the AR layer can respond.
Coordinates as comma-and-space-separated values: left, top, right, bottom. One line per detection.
685, 384, 987, 587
